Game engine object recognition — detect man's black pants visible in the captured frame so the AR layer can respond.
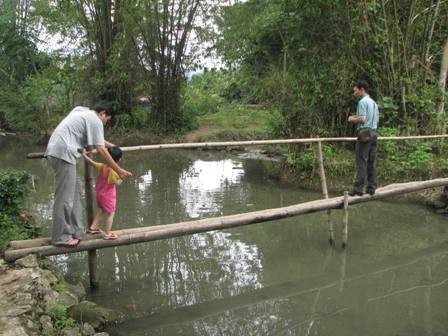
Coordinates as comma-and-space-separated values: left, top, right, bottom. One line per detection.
353, 130, 377, 193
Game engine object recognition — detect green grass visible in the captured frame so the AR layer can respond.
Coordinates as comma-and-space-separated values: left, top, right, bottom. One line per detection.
196, 104, 279, 141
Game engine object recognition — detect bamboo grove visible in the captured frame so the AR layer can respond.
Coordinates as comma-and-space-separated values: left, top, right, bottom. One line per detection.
0, 0, 447, 137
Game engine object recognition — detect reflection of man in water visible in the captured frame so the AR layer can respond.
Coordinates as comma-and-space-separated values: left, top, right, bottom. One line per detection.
348, 80, 379, 196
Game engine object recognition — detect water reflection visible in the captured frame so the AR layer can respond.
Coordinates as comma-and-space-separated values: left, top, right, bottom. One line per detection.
179, 159, 245, 218
110, 245, 448, 336
2, 138, 448, 336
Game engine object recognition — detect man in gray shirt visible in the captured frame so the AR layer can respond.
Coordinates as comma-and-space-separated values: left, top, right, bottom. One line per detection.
45, 101, 132, 247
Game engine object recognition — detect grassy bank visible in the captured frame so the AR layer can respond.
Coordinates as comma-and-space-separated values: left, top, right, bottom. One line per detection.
106, 99, 448, 210
110, 117, 448, 189
108, 103, 278, 146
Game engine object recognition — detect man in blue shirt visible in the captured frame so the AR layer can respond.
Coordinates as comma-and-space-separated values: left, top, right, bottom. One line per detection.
348, 80, 379, 196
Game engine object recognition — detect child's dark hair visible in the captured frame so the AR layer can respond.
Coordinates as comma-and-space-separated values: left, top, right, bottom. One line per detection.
108, 146, 122, 162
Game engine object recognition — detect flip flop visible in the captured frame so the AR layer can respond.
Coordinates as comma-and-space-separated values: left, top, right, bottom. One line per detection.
103, 232, 119, 240
87, 227, 102, 234
54, 238, 80, 248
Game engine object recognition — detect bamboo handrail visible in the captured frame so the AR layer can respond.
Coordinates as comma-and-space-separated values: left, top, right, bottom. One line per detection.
5, 177, 448, 261
26, 134, 448, 159
0, 131, 16, 136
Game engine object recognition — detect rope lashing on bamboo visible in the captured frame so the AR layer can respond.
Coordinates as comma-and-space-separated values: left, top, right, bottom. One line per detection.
5, 177, 448, 261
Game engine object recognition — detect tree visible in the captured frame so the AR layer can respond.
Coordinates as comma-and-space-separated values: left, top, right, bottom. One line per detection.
127, 0, 208, 132
214, 0, 448, 137
37, 0, 140, 112
0, 0, 45, 130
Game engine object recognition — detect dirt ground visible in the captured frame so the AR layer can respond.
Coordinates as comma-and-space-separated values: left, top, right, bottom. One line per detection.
109, 126, 223, 146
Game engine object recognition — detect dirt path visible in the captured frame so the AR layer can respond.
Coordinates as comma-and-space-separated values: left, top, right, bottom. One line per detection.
182, 126, 221, 143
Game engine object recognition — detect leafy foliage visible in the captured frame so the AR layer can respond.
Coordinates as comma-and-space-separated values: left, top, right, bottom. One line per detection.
0, 170, 31, 216
0, 170, 39, 252
49, 304, 77, 331
0, 0, 447, 139
182, 72, 226, 118
214, 0, 448, 138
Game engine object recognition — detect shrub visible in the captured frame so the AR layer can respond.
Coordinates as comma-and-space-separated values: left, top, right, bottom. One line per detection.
284, 145, 317, 180
377, 97, 399, 128
401, 142, 434, 178
49, 304, 77, 331
0, 170, 31, 215
0, 170, 39, 252
114, 108, 150, 130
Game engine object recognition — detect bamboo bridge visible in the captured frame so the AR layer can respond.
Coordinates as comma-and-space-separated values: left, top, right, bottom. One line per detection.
5, 134, 448, 288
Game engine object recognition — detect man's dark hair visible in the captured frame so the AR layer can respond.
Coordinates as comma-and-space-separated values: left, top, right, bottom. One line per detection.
108, 146, 122, 162
91, 100, 114, 116
354, 80, 369, 92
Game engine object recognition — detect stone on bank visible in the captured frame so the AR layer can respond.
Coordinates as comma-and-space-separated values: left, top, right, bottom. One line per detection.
0, 254, 120, 336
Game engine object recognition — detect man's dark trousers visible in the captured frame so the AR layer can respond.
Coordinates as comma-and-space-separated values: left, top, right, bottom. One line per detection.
353, 130, 377, 193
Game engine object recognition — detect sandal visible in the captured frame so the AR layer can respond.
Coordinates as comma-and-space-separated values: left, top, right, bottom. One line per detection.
103, 232, 119, 240
54, 238, 80, 248
87, 227, 102, 234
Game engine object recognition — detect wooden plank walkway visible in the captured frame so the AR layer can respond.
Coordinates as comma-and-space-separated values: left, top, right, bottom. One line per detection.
5, 177, 448, 262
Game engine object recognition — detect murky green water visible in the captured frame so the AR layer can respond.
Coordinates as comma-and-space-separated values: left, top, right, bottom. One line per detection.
2, 136, 448, 335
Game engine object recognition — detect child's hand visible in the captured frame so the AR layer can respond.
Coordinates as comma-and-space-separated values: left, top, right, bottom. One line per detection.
81, 148, 91, 157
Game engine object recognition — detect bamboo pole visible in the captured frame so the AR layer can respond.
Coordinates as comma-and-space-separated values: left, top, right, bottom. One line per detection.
8, 226, 151, 249
437, 37, 448, 134
342, 191, 349, 248
0, 131, 16, 136
84, 147, 99, 289
25, 135, 448, 159
316, 141, 334, 245
339, 250, 347, 292
424, 264, 433, 335
5, 178, 448, 262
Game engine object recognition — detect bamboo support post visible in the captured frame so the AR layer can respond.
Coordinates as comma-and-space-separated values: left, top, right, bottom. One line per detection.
316, 141, 334, 245
342, 191, 349, 248
339, 249, 347, 292
84, 147, 98, 289
424, 264, 433, 335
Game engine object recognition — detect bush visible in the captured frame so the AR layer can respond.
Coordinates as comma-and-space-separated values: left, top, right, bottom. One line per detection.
401, 142, 434, 178
113, 107, 150, 130
49, 304, 77, 331
377, 97, 399, 128
0, 170, 31, 216
0, 170, 39, 252
182, 89, 224, 117
284, 145, 317, 180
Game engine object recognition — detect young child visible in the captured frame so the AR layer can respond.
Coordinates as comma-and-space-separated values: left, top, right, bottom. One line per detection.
82, 147, 123, 240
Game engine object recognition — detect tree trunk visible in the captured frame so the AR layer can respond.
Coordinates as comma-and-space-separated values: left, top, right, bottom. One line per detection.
437, 38, 448, 134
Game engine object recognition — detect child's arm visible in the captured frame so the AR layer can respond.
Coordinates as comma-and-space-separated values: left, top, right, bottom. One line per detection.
81, 149, 100, 168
